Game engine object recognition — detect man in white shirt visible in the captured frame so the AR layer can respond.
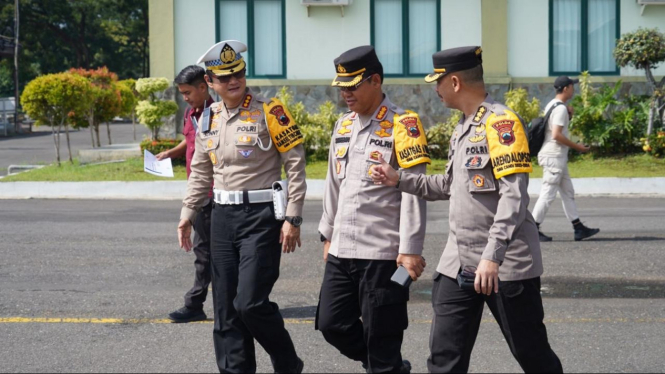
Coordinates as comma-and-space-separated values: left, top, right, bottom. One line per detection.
532, 76, 600, 242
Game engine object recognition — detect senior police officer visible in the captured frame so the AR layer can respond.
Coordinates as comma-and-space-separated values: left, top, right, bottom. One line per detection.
177, 40, 306, 374
316, 45, 429, 373
370, 46, 563, 373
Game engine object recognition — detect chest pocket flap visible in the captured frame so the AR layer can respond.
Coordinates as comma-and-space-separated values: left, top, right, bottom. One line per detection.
461, 155, 496, 193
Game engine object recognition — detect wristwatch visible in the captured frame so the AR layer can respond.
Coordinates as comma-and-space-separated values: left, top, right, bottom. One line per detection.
285, 216, 303, 227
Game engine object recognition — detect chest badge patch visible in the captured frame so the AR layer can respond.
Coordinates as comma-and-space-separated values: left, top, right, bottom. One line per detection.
240, 110, 261, 123
209, 152, 218, 165
369, 150, 382, 161
336, 146, 348, 158
336, 160, 342, 174
468, 124, 486, 143
465, 156, 483, 168
473, 174, 485, 188
375, 120, 393, 138
207, 139, 214, 149
269, 105, 290, 126
238, 135, 252, 143
492, 120, 516, 146
399, 116, 420, 138
238, 149, 254, 158
338, 120, 353, 136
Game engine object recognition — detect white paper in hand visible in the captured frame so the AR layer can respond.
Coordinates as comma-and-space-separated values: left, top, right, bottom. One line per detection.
144, 149, 174, 178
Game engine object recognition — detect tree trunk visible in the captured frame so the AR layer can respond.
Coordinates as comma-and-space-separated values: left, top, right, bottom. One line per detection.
89, 124, 95, 148
132, 112, 136, 141
51, 121, 61, 167
647, 101, 655, 137
89, 109, 95, 148
94, 122, 101, 148
65, 122, 73, 164
106, 121, 112, 145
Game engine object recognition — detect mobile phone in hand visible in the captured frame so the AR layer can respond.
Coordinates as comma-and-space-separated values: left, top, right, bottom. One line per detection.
391, 265, 412, 288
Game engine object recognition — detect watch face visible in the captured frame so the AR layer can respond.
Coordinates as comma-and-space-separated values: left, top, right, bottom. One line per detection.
291, 216, 303, 226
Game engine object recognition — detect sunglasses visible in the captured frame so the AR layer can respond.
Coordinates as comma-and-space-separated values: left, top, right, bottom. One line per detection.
339, 75, 373, 92
212, 69, 246, 84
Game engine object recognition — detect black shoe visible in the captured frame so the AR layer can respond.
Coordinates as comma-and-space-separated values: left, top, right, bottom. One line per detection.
168, 306, 206, 323
538, 230, 553, 242
363, 360, 411, 373
574, 224, 600, 241
275, 358, 303, 374
400, 360, 412, 373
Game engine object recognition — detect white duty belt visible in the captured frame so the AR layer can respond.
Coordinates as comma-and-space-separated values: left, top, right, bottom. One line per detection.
213, 188, 273, 205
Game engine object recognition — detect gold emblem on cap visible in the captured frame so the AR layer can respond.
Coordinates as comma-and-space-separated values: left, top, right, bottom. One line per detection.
475, 47, 482, 56
337, 64, 347, 74
220, 44, 237, 64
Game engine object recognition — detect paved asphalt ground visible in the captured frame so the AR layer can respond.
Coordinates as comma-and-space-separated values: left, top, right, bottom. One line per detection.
0, 197, 664, 373
0, 122, 151, 176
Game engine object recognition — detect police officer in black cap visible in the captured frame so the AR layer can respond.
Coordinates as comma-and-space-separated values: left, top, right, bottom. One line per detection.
316, 45, 430, 374
370, 46, 563, 373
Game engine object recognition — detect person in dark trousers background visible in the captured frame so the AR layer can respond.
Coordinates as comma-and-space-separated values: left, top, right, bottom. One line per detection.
156, 65, 214, 323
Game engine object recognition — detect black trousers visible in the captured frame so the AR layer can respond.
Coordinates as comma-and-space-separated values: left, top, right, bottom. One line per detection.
428, 273, 563, 373
210, 202, 299, 374
184, 200, 212, 310
316, 254, 409, 373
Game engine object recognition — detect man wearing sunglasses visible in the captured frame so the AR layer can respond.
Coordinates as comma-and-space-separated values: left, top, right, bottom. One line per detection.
316, 45, 429, 373
370, 46, 562, 373
177, 40, 306, 374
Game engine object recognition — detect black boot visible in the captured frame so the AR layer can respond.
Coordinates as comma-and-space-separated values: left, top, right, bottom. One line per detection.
168, 306, 207, 323
573, 220, 600, 241
536, 223, 552, 242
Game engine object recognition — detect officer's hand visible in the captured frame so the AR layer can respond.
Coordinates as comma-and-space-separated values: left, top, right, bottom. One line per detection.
178, 219, 193, 252
369, 155, 399, 187
475, 259, 500, 295
280, 220, 301, 254
396, 254, 426, 281
155, 150, 171, 161
323, 240, 331, 262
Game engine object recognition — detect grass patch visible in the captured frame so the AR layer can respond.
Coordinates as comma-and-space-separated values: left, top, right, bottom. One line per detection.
3, 154, 664, 182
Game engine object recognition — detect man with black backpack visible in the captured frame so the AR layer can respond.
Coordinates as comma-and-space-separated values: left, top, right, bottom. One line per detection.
531, 76, 600, 242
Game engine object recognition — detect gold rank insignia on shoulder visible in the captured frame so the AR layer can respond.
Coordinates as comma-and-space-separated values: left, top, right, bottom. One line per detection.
474, 106, 488, 122
242, 94, 252, 109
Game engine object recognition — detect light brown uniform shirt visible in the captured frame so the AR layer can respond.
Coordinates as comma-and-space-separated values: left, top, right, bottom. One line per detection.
398, 96, 543, 281
181, 89, 307, 222
318, 96, 429, 261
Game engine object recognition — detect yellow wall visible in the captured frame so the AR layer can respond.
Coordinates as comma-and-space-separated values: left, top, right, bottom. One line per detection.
481, 0, 508, 77
148, 0, 175, 79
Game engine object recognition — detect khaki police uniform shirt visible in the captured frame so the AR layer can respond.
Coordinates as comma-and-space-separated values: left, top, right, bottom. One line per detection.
398, 95, 543, 281
181, 89, 307, 223
318, 96, 430, 261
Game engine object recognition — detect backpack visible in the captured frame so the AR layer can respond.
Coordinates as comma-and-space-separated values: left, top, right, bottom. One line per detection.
527, 102, 564, 156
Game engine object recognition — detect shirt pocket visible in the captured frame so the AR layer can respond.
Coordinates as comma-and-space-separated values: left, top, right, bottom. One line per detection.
233, 124, 259, 162
334, 144, 349, 180
362, 135, 394, 182
461, 155, 496, 193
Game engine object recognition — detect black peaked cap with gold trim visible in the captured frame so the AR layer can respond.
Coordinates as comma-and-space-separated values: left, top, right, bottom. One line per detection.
424, 46, 483, 83
197, 40, 247, 76
332, 45, 383, 87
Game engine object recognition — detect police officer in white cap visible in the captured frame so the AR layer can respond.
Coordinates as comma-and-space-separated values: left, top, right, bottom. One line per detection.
177, 40, 306, 373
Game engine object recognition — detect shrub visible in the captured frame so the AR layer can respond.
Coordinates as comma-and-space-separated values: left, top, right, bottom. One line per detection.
139, 138, 185, 166
641, 131, 665, 158
277, 87, 341, 161
505, 88, 541, 125
135, 77, 178, 140
426, 110, 460, 159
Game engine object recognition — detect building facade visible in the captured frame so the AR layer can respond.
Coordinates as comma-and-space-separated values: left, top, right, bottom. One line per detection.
150, 0, 665, 130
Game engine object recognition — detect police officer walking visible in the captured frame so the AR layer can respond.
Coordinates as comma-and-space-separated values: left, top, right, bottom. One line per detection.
371, 46, 563, 373
177, 40, 306, 374
316, 46, 429, 373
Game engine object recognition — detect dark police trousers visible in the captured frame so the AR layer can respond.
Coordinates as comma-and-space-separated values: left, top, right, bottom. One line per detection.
316, 254, 409, 373
210, 202, 299, 374
428, 273, 563, 373
184, 200, 212, 310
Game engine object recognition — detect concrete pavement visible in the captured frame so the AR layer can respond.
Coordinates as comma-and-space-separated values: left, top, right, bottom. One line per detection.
0, 198, 664, 373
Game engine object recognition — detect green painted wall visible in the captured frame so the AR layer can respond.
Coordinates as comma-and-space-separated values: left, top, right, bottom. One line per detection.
149, 0, 175, 79
481, 0, 508, 77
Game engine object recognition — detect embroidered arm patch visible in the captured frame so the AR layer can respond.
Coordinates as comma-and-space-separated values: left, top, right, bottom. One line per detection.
486, 110, 532, 179
263, 99, 303, 153
393, 111, 431, 168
